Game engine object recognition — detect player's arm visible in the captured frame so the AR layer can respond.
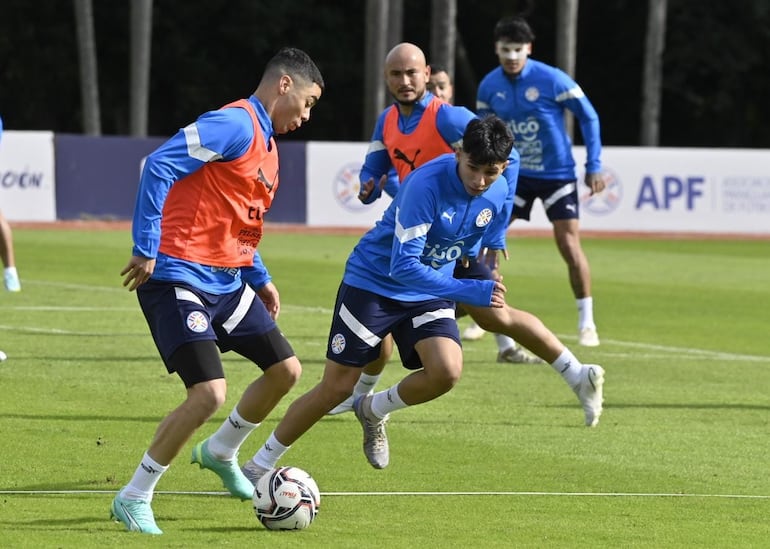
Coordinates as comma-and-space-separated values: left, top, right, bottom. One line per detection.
131, 108, 253, 260
358, 114, 394, 204
475, 77, 495, 117
555, 73, 605, 194
242, 251, 280, 319
436, 105, 476, 150
388, 181, 502, 307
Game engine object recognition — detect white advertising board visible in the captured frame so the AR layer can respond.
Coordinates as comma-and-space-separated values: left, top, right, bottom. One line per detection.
571, 146, 770, 235
306, 142, 391, 228
0, 130, 56, 221
307, 142, 770, 235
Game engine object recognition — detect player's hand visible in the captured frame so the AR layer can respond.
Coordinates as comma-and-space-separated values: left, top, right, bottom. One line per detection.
489, 281, 507, 308
480, 247, 507, 282
257, 281, 281, 320
357, 174, 388, 203
120, 256, 155, 291
585, 172, 606, 196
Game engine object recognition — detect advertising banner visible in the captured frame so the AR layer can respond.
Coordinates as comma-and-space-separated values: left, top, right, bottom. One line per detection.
0, 131, 56, 221
572, 147, 770, 235
307, 142, 770, 235
306, 142, 392, 228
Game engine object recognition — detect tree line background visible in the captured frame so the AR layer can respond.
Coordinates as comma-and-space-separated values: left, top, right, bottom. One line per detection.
1, 0, 769, 148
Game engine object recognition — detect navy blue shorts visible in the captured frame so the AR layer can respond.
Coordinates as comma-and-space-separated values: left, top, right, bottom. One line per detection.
326, 282, 459, 370
137, 280, 282, 371
513, 176, 579, 221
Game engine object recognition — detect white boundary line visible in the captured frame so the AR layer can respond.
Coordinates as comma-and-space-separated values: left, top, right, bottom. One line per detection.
0, 489, 767, 499
1, 297, 768, 363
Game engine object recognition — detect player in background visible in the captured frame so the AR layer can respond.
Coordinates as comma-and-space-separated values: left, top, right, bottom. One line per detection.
240, 117, 604, 479
112, 47, 323, 535
477, 16, 606, 347
426, 63, 454, 103
0, 115, 22, 292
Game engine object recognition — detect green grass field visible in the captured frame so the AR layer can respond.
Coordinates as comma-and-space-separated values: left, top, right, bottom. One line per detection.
1, 227, 768, 548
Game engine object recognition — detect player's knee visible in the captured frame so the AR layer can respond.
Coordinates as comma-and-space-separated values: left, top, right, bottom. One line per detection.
268, 357, 302, 394
187, 380, 227, 420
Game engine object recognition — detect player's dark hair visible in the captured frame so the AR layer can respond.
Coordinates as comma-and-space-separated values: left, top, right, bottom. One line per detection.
493, 17, 536, 43
428, 63, 450, 78
462, 116, 514, 165
264, 47, 325, 91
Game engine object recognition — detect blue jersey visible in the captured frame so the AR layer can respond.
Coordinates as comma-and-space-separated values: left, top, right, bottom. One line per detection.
360, 92, 520, 250
476, 60, 602, 179
344, 154, 508, 306
132, 95, 272, 294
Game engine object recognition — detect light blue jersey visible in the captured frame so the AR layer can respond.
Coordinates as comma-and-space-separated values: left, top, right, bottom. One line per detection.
344, 154, 508, 306
476, 61, 602, 179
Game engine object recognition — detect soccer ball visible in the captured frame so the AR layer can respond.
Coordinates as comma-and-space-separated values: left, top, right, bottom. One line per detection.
252, 466, 321, 531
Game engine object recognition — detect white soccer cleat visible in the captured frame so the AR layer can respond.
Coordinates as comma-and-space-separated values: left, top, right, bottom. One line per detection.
496, 346, 546, 365
353, 394, 390, 469
578, 327, 600, 347
327, 394, 355, 415
462, 322, 486, 341
573, 364, 604, 427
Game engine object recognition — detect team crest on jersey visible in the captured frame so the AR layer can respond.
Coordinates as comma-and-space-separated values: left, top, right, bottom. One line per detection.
330, 333, 346, 354
475, 208, 493, 227
525, 87, 540, 101
186, 311, 209, 333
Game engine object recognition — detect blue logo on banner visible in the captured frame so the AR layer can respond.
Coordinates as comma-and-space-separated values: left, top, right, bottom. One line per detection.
636, 175, 705, 210
1, 170, 44, 189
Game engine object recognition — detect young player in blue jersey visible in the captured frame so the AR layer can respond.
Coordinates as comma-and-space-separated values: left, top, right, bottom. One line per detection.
477, 17, 606, 347
239, 117, 604, 478
332, 43, 542, 423
111, 47, 323, 535
329, 43, 610, 424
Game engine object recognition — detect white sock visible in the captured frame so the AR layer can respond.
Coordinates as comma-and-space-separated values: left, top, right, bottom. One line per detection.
354, 373, 381, 396
120, 452, 168, 501
577, 297, 596, 330
494, 333, 517, 352
252, 431, 290, 470
550, 348, 584, 388
207, 407, 259, 460
370, 384, 408, 417
4, 267, 18, 278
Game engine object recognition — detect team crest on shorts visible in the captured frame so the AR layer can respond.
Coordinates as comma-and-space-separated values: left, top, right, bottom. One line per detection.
186, 311, 209, 333
475, 208, 493, 227
330, 333, 346, 354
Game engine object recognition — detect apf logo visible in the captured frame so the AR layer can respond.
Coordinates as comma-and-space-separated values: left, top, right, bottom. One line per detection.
580, 167, 622, 216
333, 163, 370, 212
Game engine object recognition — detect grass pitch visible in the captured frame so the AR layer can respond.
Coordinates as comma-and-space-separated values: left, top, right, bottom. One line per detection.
0, 226, 768, 548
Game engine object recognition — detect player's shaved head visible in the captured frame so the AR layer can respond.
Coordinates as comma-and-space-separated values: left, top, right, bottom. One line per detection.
385, 42, 427, 70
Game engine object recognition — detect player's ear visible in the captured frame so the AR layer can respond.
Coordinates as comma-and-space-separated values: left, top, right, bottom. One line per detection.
279, 75, 292, 95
